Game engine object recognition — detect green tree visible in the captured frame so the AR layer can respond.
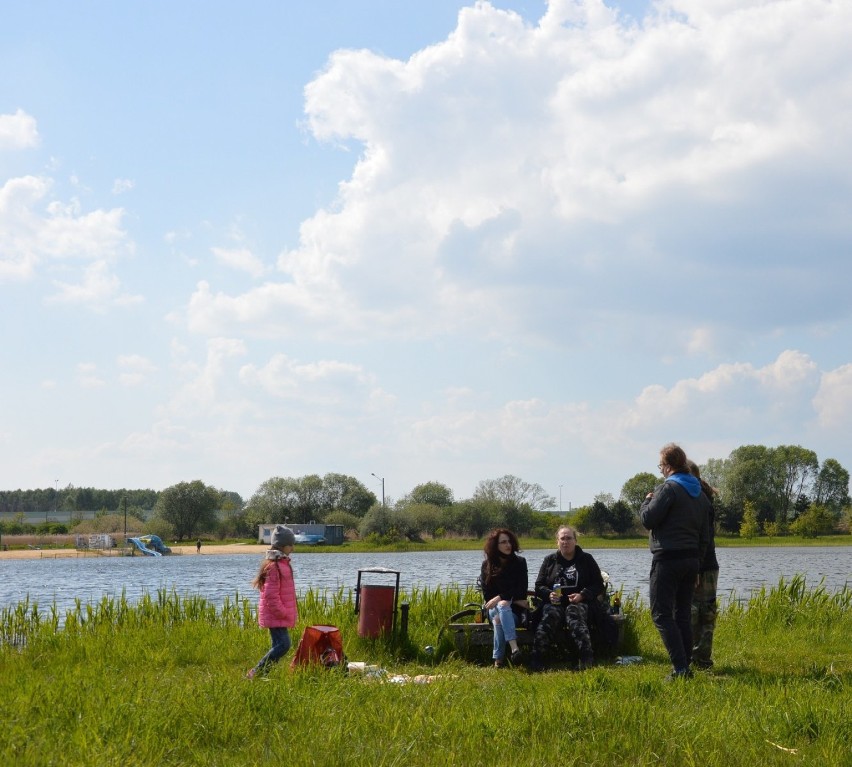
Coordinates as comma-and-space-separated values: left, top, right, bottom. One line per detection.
448, 498, 500, 538
245, 477, 295, 525
473, 475, 555, 511
772, 445, 818, 525
789, 505, 836, 538
700, 458, 726, 494
358, 504, 400, 540
723, 445, 777, 525
569, 505, 591, 533
813, 458, 851, 514
406, 481, 454, 507
608, 500, 636, 534
620, 473, 658, 513
320, 473, 376, 517
247, 474, 376, 526
153, 481, 220, 540
583, 500, 610, 535
529, 510, 564, 539
290, 474, 324, 523
739, 500, 760, 539
405, 503, 445, 537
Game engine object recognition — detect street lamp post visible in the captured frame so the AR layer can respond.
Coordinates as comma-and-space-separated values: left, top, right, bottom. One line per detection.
123, 495, 128, 543
371, 472, 386, 508
559, 485, 563, 514
51, 479, 58, 523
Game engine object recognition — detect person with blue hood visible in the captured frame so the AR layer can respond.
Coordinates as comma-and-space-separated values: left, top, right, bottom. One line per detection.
640, 443, 711, 680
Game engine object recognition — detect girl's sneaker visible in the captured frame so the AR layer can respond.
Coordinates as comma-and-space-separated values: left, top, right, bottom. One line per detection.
245, 668, 256, 680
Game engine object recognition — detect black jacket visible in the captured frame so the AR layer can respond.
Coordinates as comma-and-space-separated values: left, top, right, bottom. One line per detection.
480, 554, 528, 602
639, 480, 710, 562
534, 546, 604, 605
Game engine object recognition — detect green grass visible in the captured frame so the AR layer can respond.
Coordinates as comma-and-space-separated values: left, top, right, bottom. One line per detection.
1, 579, 849, 766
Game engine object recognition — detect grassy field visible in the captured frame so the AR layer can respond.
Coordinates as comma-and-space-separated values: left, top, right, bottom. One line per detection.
1, 578, 849, 766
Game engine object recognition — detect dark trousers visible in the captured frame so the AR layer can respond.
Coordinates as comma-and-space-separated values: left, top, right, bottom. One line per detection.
533, 602, 593, 660
691, 568, 719, 664
649, 557, 699, 672
254, 627, 292, 674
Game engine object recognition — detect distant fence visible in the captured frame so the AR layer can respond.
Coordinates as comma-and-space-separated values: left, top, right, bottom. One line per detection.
0, 510, 109, 524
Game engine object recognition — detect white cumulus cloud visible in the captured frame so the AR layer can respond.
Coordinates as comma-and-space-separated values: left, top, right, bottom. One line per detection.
0, 109, 39, 150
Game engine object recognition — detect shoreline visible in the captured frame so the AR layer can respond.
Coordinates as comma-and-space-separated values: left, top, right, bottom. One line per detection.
0, 543, 269, 560
2, 535, 849, 561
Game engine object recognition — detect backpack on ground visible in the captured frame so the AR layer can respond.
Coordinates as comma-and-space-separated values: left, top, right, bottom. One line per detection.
290, 625, 346, 669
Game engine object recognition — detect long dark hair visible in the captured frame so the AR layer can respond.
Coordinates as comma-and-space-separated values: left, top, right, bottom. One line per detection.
688, 459, 718, 499
482, 528, 519, 584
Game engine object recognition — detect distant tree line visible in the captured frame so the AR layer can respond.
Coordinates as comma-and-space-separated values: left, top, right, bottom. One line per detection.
572, 443, 850, 539
0, 473, 564, 543
2, 443, 848, 542
0, 487, 159, 517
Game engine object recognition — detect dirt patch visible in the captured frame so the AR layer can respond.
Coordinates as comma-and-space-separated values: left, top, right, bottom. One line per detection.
0, 539, 267, 560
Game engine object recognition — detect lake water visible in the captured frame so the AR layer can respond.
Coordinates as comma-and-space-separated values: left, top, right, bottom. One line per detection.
1, 546, 848, 616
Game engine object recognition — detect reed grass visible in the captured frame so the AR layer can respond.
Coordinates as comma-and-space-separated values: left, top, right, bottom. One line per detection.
1, 579, 849, 766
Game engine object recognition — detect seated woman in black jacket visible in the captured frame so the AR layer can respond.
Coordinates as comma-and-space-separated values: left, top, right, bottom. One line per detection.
480, 528, 528, 667
531, 525, 604, 671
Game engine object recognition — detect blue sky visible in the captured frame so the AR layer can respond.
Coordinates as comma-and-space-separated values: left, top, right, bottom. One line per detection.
2, 0, 851, 509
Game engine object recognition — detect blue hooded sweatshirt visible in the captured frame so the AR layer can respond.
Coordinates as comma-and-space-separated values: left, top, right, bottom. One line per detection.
665, 472, 701, 498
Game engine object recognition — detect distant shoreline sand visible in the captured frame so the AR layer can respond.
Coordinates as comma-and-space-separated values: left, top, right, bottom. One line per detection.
0, 543, 268, 560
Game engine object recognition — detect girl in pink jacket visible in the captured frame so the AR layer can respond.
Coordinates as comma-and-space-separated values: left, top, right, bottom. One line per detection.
246, 525, 298, 678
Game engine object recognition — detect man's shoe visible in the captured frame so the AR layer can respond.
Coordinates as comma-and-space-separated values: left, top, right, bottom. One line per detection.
692, 658, 714, 670
666, 668, 694, 681
578, 652, 595, 670
510, 647, 523, 665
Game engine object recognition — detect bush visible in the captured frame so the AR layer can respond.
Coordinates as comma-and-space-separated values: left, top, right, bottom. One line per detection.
324, 510, 361, 532
71, 514, 146, 535
143, 517, 175, 542
0, 520, 27, 535
789, 505, 836, 538
216, 513, 253, 540
33, 522, 68, 535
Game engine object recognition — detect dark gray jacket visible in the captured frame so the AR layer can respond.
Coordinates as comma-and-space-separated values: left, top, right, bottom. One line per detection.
534, 546, 604, 605
639, 480, 710, 562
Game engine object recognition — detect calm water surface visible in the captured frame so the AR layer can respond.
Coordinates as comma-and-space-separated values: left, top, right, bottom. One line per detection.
1, 547, 848, 615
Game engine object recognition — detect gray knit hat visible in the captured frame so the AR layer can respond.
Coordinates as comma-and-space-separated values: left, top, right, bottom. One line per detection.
271, 525, 296, 548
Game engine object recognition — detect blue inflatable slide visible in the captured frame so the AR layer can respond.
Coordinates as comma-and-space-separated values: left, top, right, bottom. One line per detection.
127, 534, 172, 556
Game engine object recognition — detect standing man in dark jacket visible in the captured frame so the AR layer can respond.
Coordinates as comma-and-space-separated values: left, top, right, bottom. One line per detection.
640, 443, 711, 680
530, 525, 604, 670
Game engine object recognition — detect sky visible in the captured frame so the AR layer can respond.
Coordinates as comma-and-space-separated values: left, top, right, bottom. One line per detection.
2, 0, 851, 510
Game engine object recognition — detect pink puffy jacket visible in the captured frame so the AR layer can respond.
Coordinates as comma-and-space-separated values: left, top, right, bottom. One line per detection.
257, 557, 298, 628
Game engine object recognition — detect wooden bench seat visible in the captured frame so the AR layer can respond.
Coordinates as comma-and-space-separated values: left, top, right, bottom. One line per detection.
446, 611, 627, 657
